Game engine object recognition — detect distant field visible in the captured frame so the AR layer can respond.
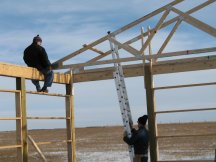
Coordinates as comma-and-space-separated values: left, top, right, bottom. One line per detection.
0, 122, 215, 162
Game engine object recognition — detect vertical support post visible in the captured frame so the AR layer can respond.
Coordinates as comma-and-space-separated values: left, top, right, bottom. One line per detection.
65, 70, 76, 162
16, 77, 28, 162
15, 87, 23, 161
144, 64, 158, 162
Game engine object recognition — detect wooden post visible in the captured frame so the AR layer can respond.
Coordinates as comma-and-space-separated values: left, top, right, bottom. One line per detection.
16, 77, 28, 162
65, 70, 76, 162
15, 85, 23, 161
144, 64, 159, 162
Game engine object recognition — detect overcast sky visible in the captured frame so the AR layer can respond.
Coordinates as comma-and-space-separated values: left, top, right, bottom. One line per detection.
0, 0, 216, 131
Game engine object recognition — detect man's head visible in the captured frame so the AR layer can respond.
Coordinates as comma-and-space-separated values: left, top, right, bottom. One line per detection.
138, 115, 148, 127
33, 35, 42, 45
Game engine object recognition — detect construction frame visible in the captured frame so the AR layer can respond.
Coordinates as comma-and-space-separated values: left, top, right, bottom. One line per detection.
0, 0, 216, 161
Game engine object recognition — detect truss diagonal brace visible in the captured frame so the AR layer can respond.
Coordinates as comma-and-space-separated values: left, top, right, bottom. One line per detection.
83, 44, 106, 55
140, 8, 171, 54
109, 37, 141, 58
171, 7, 216, 38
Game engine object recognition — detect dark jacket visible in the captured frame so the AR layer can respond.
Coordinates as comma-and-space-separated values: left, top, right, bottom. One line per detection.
123, 126, 148, 155
23, 43, 51, 71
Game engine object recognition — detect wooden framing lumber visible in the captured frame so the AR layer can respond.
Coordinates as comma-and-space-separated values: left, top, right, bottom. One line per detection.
0, 117, 21, 120
144, 64, 158, 162
157, 133, 216, 138
72, 55, 216, 82
156, 19, 182, 57
2, 52, 214, 83
171, 7, 216, 37
109, 37, 141, 57
16, 78, 28, 162
55, 0, 214, 72
0, 62, 71, 84
83, 44, 106, 55
0, 145, 22, 149
154, 81, 216, 90
28, 135, 48, 162
140, 9, 171, 54
61, 47, 216, 69
65, 71, 76, 162
54, 0, 183, 65
157, 160, 214, 162
27, 117, 68, 120
36, 140, 72, 146
26, 90, 68, 97
156, 107, 216, 114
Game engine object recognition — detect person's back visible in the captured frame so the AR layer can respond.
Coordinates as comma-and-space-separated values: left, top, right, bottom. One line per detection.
123, 115, 149, 162
23, 35, 53, 92
132, 126, 148, 155
24, 40, 51, 71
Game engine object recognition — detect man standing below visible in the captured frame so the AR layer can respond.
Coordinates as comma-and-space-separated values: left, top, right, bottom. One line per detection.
23, 35, 54, 93
123, 115, 149, 162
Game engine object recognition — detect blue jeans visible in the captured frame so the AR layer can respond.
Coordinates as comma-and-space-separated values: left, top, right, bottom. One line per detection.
32, 69, 54, 90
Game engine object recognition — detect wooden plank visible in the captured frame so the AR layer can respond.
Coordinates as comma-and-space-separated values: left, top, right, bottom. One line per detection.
15, 81, 23, 162
0, 89, 20, 93
83, 44, 106, 55
62, 0, 214, 70
144, 64, 158, 162
171, 7, 216, 37
65, 70, 76, 162
157, 160, 214, 162
36, 140, 72, 146
109, 37, 141, 57
157, 133, 216, 138
26, 90, 68, 97
72, 55, 216, 82
140, 9, 171, 54
156, 19, 182, 59
155, 107, 216, 114
154, 81, 216, 90
16, 78, 28, 162
147, 26, 153, 56
0, 145, 22, 150
27, 117, 68, 120
54, 0, 184, 65
28, 135, 47, 162
0, 62, 71, 84
61, 47, 216, 69
0, 117, 21, 120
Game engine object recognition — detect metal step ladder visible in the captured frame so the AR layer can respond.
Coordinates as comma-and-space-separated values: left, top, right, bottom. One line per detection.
108, 32, 134, 162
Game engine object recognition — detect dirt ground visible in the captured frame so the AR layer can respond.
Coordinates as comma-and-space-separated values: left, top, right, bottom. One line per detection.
0, 122, 215, 162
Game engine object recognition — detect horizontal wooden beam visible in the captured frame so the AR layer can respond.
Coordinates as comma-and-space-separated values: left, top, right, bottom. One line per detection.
156, 107, 216, 114
0, 62, 71, 84
154, 81, 216, 90
157, 133, 216, 138
0, 145, 22, 149
60, 47, 216, 69
158, 160, 214, 162
73, 55, 216, 82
